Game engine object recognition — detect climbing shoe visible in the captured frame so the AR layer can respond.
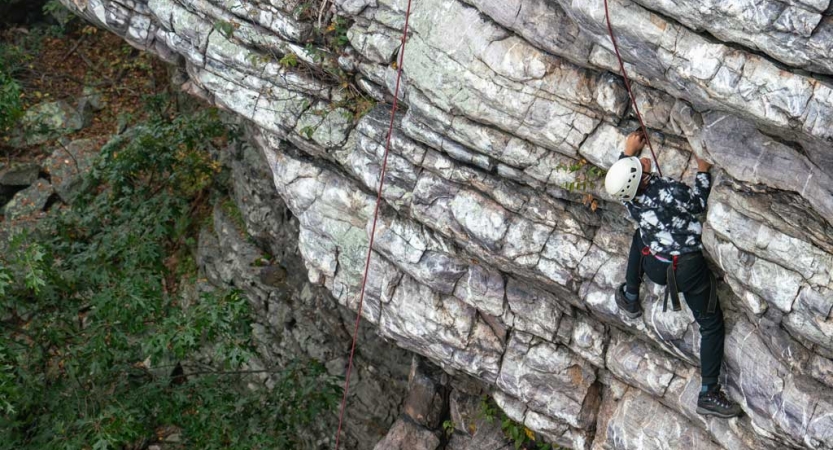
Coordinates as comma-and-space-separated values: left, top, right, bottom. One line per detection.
697, 385, 742, 418
615, 283, 642, 319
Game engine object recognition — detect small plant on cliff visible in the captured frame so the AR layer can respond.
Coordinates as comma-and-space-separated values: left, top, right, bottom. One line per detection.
325, 15, 351, 48
556, 158, 605, 192
279, 52, 299, 68
0, 100, 340, 449
214, 19, 238, 39
443, 419, 456, 436
478, 396, 559, 450
556, 158, 605, 211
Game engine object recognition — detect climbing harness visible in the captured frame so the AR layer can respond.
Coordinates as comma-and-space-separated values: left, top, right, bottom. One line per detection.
640, 246, 717, 314
333, 0, 413, 448
603, 0, 663, 178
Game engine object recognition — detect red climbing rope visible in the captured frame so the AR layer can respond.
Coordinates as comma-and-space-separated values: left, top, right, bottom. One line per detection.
333, 0, 413, 448
603, 0, 663, 177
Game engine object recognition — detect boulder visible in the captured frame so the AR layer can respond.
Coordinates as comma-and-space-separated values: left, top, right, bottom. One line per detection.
403, 357, 447, 429
16, 100, 84, 146
43, 138, 100, 203
0, 163, 40, 187
3, 179, 53, 220
372, 418, 440, 450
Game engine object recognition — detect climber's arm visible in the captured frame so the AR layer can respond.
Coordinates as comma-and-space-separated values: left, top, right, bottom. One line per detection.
678, 156, 713, 214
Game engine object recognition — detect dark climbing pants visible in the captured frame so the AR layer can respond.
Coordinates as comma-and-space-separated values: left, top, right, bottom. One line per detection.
625, 230, 725, 386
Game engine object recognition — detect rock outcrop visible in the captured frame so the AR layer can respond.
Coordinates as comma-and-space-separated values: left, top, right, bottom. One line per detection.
60, 0, 833, 448
197, 140, 413, 449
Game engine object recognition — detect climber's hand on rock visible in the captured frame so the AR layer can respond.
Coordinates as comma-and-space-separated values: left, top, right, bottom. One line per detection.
696, 155, 712, 172
624, 130, 647, 156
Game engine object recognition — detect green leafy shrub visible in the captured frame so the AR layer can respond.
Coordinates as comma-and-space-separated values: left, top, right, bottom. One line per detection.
442, 419, 456, 436
0, 101, 341, 449
478, 396, 559, 450
556, 159, 606, 193
43, 0, 75, 32
0, 71, 23, 131
325, 16, 351, 48
279, 52, 299, 68
0, 33, 29, 133
214, 19, 237, 39
556, 159, 606, 211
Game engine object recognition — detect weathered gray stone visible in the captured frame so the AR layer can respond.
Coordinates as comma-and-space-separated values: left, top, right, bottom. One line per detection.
782, 286, 833, 352
492, 390, 592, 450
77, 85, 106, 112
400, 357, 447, 430
708, 200, 833, 287
447, 405, 512, 450
628, 0, 833, 74
698, 113, 833, 225
606, 331, 679, 397
503, 277, 564, 341
461, 0, 596, 68
597, 388, 724, 450
0, 163, 40, 187
810, 355, 833, 388
724, 318, 833, 447
43, 138, 101, 203
16, 100, 84, 146
706, 230, 803, 314
497, 332, 600, 430
198, 142, 411, 450
559, 313, 607, 368
3, 180, 53, 220
452, 264, 505, 317
448, 389, 481, 438
348, 22, 400, 64
373, 417, 440, 450
450, 190, 510, 252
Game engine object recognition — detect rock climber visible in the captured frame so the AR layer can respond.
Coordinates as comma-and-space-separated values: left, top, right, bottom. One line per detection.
604, 130, 742, 419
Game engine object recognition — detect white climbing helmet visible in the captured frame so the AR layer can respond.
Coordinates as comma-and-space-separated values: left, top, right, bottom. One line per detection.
605, 157, 642, 202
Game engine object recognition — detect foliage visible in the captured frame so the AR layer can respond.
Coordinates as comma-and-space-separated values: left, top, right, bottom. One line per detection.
324, 16, 351, 48
43, 0, 75, 31
0, 100, 341, 449
556, 158, 606, 193
279, 52, 299, 68
214, 19, 238, 39
299, 125, 315, 139
0, 71, 23, 132
247, 51, 274, 66
211, 9, 376, 125
107, 40, 154, 73
556, 159, 605, 211
220, 197, 247, 233
0, 14, 85, 137
478, 396, 558, 450
292, 1, 317, 21
0, 28, 32, 133
442, 419, 456, 436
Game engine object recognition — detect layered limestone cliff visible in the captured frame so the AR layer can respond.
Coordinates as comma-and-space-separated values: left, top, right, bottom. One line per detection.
60, 0, 833, 448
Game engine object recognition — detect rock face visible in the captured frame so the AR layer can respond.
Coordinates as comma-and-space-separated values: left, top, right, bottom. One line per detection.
61, 0, 833, 448
197, 141, 413, 450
